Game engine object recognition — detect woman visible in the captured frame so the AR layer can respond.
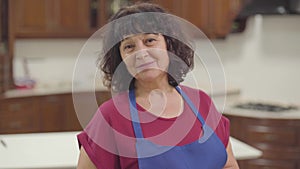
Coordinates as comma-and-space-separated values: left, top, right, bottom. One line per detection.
77, 2, 239, 169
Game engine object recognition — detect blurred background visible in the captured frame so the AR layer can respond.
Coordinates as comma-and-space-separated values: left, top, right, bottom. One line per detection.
0, 0, 300, 168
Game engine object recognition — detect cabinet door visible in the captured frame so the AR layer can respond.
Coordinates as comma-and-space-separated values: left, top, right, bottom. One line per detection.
11, 0, 91, 37
0, 55, 4, 93
49, 0, 90, 35
0, 54, 11, 94
150, 0, 182, 16
12, 0, 49, 35
209, 0, 242, 38
149, 0, 241, 39
64, 94, 82, 131
180, 0, 210, 36
63, 91, 111, 131
39, 95, 65, 132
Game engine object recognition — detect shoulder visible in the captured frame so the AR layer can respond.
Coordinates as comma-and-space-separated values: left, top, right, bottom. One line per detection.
180, 85, 210, 98
179, 85, 212, 107
98, 92, 130, 120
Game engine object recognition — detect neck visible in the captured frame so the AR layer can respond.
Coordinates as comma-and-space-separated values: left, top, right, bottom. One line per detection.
134, 76, 174, 97
133, 76, 183, 119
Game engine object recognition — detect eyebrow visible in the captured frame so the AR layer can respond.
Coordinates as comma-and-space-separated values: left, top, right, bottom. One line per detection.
121, 35, 132, 42
121, 33, 159, 42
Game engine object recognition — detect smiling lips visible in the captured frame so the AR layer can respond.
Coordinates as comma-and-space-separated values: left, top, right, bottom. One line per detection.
136, 61, 156, 69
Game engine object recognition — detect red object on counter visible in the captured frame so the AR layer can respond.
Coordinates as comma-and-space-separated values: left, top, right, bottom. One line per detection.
14, 78, 36, 89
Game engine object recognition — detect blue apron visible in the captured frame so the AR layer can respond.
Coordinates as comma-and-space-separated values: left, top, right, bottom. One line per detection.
129, 86, 227, 169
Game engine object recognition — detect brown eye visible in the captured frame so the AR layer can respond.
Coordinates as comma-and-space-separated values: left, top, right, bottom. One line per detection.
145, 38, 156, 45
123, 44, 135, 53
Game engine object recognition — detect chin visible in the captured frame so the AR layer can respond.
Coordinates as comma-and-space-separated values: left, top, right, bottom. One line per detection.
135, 69, 165, 82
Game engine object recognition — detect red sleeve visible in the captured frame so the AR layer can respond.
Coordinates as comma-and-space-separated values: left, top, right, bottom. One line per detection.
77, 132, 106, 168
77, 104, 121, 169
216, 115, 230, 148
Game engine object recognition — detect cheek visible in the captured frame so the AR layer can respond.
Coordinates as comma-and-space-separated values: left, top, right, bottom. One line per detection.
160, 57, 170, 71
121, 55, 137, 75
149, 49, 169, 67
121, 52, 133, 66
149, 48, 168, 58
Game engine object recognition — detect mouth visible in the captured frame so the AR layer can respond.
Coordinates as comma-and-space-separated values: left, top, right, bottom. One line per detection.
136, 61, 156, 69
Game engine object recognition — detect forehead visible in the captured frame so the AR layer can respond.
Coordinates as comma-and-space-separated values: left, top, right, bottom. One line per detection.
121, 33, 161, 42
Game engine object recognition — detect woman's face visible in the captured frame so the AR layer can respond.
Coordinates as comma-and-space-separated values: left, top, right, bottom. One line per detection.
119, 33, 169, 82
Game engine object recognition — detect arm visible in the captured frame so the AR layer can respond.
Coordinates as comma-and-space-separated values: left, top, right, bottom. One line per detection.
223, 139, 240, 169
77, 147, 97, 169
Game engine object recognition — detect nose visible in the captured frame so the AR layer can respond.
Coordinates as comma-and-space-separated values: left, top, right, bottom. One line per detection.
135, 41, 148, 59
135, 49, 148, 60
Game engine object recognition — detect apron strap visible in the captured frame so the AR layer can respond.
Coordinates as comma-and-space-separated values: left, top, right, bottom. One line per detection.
175, 86, 206, 125
129, 89, 144, 138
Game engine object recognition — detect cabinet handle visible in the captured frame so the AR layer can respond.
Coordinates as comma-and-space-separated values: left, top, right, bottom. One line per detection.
264, 134, 278, 141
90, 0, 98, 10
9, 121, 22, 129
9, 103, 22, 111
262, 167, 272, 169
46, 97, 59, 102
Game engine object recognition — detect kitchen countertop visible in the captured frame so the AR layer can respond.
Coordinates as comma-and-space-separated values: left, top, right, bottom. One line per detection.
2, 85, 108, 99
224, 106, 300, 119
222, 97, 300, 119
3, 86, 299, 119
1, 84, 240, 99
0, 132, 262, 169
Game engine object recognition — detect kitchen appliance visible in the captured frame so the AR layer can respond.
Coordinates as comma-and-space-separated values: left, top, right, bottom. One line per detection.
234, 102, 298, 112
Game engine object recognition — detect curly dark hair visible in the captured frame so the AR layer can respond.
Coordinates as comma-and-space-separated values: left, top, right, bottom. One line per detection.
99, 2, 194, 92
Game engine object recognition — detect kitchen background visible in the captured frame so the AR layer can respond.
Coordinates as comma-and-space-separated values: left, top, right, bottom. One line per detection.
1, 0, 300, 168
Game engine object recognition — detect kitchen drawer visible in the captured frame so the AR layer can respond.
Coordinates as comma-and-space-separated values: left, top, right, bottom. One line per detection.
0, 112, 40, 133
246, 125, 298, 146
73, 91, 111, 128
0, 98, 38, 115
226, 114, 300, 169
0, 98, 40, 133
245, 159, 297, 169
259, 146, 300, 160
